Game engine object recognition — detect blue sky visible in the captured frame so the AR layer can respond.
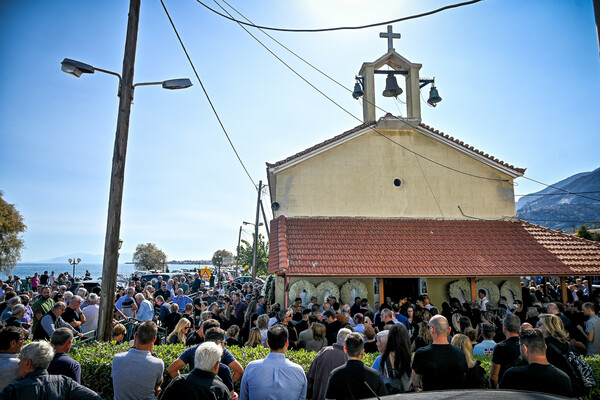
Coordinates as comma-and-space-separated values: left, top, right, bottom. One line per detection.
1, 0, 599, 262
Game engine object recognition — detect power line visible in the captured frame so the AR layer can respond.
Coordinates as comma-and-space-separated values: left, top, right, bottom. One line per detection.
160, 0, 257, 189
522, 218, 600, 224
520, 176, 600, 203
515, 191, 600, 197
217, 0, 392, 117
197, 0, 484, 32
212, 0, 508, 183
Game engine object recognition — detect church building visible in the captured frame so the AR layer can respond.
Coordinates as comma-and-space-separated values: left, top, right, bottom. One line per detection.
265, 26, 600, 309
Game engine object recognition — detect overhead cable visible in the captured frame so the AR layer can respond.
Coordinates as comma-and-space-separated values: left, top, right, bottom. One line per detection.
197, 0, 483, 32
160, 0, 257, 188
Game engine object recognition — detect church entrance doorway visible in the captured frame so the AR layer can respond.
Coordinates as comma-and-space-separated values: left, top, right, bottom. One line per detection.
383, 278, 419, 304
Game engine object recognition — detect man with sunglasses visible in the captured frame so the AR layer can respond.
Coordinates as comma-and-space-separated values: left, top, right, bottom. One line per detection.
33, 302, 82, 341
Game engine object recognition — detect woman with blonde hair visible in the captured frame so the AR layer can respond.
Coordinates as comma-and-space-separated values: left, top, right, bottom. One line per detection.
245, 327, 262, 348
167, 318, 191, 345
451, 334, 485, 388
538, 313, 571, 373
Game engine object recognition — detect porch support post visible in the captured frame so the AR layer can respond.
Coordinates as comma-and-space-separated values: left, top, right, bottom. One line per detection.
561, 276, 568, 303
542, 277, 547, 296
284, 275, 289, 308
470, 277, 477, 302
379, 278, 384, 306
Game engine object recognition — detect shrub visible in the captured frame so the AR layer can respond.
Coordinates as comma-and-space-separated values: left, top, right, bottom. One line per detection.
69, 341, 600, 400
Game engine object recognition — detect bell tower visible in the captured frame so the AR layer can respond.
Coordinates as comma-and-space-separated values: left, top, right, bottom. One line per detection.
353, 25, 441, 123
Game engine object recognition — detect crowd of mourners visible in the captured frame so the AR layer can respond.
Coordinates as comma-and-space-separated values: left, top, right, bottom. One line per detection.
0, 270, 599, 400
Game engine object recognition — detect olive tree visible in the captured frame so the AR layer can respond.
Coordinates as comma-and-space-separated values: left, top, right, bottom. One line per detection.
132, 243, 168, 271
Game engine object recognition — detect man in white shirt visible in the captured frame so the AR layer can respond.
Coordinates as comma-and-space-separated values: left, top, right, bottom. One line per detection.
81, 293, 100, 333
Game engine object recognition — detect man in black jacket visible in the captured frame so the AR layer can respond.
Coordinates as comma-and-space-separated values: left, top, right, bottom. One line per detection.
324, 332, 386, 400
161, 341, 231, 400
0, 341, 99, 400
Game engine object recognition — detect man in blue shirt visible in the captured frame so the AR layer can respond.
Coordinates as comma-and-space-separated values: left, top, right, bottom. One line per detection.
135, 293, 154, 321
241, 324, 306, 400
172, 288, 192, 312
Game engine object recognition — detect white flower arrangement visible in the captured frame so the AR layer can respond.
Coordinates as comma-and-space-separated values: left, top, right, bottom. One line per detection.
315, 281, 340, 304
261, 274, 276, 302
340, 279, 368, 304
288, 280, 317, 306
500, 280, 521, 305
448, 279, 471, 303
476, 279, 500, 307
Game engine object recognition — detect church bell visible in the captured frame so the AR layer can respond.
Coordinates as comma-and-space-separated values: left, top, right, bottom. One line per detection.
352, 82, 364, 99
427, 85, 442, 106
382, 73, 403, 97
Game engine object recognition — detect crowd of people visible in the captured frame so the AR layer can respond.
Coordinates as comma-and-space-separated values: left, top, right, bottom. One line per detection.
0, 270, 598, 399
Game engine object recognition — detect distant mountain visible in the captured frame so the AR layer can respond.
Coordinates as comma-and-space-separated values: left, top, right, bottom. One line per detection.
33, 253, 134, 264
517, 167, 600, 232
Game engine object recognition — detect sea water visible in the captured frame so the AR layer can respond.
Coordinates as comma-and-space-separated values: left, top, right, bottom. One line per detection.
0, 263, 205, 281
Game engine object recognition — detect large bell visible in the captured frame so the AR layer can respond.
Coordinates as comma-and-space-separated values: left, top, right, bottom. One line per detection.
382, 73, 403, 97
427, 85, 442, 106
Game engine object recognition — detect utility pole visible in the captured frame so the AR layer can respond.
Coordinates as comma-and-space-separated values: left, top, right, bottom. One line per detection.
260, 200, 270, 238
97, 0, 140, 342
251, 181, 263, 281
235, 225, 242, 277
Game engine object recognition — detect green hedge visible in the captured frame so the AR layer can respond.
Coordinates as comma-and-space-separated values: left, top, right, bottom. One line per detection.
69, 342, 600, 400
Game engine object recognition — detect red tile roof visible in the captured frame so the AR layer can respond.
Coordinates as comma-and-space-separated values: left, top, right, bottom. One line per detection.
268, 216, 600, 277
266, 117, 525, 175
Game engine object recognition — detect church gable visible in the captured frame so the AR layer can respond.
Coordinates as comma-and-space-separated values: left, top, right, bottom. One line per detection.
267, 117, 522, 220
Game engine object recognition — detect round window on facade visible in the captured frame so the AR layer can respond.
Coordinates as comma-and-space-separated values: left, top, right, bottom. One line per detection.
393, 178, 402, 187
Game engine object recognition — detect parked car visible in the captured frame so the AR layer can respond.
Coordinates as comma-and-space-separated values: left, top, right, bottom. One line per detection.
233, 276, 265, 285
140, 272, 189, 285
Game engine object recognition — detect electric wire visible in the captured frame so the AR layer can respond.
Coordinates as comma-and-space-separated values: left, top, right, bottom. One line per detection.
411, 134, 444, 217
197, 0, 483, 32
523, 219, 600, 224
520, 176, 600, 203
160, 0, 257, 189
211, 0, 509, 183
515, 191, 600, 197
217, 0, 391, 117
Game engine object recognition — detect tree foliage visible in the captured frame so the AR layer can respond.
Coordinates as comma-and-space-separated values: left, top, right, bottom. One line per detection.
237, 233, 269, 276
132, 243, 167, 271
212, 249, 233, 267
0, 191, 27, 274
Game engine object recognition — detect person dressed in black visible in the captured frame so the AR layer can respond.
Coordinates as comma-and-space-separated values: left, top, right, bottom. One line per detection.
324, 310, 342, 348
411, 315, 468, 392
500, 328, 572, 397
161, 341, 231, 400
325, 332, 386, 400
490, 314, 523, 388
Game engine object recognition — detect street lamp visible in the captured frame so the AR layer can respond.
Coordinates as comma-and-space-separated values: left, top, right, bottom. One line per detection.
68, 257, 82, 279
61, 57, 192, 341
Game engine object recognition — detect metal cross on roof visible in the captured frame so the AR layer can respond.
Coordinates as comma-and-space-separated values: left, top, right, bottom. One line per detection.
380, 25, 401, 52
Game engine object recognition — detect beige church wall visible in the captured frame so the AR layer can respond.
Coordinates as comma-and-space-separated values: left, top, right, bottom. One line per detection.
427, 277, 522, 308
271, 127, 516, 219
273, 276, 375, 307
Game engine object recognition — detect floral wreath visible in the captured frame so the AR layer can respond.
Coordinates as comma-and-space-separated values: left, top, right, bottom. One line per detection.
448, 279, 470, 303
315, 281, 340, 304
500, 280, 521, 305
261, 274, 276, 303
288, 280, 317, 306
476, 279, 500, 306
340, 279, 368, 304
